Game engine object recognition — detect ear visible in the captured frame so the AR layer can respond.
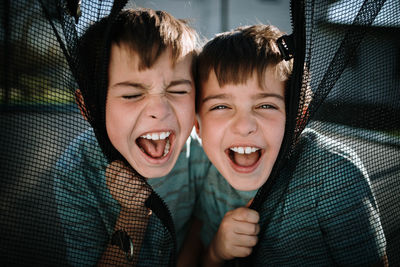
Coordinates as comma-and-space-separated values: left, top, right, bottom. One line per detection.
194, 116, 201, 138
74, 89, 88, 121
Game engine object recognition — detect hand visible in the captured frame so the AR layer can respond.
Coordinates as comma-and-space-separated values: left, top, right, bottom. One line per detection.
101, 160, 152, 265
106, 160, 151, 212
209, 202, 260, 263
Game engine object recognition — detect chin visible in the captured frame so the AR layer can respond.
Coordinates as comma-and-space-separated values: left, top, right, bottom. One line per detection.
228, 177, 263, 192
140, 169, 170, 179
130, 162, 173, 179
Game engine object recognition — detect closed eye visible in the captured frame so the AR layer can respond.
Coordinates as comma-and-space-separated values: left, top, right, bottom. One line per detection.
122, 94, 142, 99
168, 90, 188, 95
167, 80, 192, 95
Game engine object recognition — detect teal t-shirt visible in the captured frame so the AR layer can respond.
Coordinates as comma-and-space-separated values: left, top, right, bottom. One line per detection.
195, 166, 257, 246
196, 129, 386, 265
54, 129, 211, 266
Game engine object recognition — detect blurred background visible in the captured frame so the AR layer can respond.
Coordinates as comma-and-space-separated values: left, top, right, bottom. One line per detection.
126, 0, 292, 39
0, 0, 291, 106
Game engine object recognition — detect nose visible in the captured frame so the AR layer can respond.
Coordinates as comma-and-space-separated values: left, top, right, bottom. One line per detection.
145, 95, 172, 120
231, 111, 257, 136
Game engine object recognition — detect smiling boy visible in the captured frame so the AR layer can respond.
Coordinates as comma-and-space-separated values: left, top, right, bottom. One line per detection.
106, 45, 195, 178
197, 68, 286, 191
194, 25, 386, 266
54, 8, 211, 266
193, 25, 289, 265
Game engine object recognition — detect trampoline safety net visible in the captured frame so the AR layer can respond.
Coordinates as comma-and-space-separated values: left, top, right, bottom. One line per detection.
0, 0, 399, 266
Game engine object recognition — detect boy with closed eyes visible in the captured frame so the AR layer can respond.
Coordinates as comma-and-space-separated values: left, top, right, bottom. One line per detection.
53, 8, 211, 266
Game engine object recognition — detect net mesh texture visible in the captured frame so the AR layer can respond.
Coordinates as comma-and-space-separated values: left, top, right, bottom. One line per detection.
0, 0, 399, 266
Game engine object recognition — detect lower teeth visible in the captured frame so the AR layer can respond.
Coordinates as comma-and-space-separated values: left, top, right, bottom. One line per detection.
162, 139, 170, 157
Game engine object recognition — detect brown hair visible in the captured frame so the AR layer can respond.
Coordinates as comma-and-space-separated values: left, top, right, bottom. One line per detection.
110, 8, 198, 69
76, 8, 199, 161
77, 8, 199, 84
195, 24, 293, 110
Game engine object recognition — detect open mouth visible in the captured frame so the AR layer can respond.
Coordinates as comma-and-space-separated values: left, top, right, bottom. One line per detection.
136, 131, 173, 159
226, 146, 262, 170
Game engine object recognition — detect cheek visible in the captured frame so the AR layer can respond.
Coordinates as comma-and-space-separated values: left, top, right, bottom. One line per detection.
105, 102, 122, 146
105, 99, 135, 146
269, 118, 286, 148
200, 119, 223, 149
176, 97, 196, 129
278, 117, 286, 141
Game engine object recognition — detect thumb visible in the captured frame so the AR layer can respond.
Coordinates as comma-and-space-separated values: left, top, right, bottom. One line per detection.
245, 198, 254, 208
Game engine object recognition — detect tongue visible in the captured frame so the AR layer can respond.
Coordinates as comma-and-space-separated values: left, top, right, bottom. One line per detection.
233, 152, 259, 167
137, 138, 166, 158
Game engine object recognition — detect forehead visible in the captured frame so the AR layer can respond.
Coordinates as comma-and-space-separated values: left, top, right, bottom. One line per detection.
108, 44, 195, 92
201, 69, 285, 95
109, 43, 166, 69
109, 43, 194, 72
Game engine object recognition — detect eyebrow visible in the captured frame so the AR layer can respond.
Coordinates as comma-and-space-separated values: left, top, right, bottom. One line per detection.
167, 79, 193, 88
111, 79, 192, 90
202, 93, 229, 104
253, 93, 284, 101
202, 92, 284, 103
111, 81, 148, 90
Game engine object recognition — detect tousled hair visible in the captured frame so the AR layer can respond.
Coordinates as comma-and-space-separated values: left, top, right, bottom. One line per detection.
195, 25, 293, 110
76, 8, 198, 162
78, 8, 198, 77
110, 8, 198, 69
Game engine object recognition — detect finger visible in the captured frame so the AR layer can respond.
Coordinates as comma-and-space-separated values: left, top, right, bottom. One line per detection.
105, 160, 124, 188
245, 198, 254, 208
233, 221, 260, 236
117, 173, 149, 197
117, 165, 137, 185
231, 207, 259, 224
119, 168, 152, 199
106, 161, 148, 198
109, 162, 143, 188
225, 245, 253, 259
233, 246, 252, 258
217, 242, 253, 260
231, 233, 258, 248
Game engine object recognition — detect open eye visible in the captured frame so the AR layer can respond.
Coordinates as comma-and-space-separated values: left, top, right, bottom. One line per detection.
257, 104, 277, 110
210, 105, 229, 111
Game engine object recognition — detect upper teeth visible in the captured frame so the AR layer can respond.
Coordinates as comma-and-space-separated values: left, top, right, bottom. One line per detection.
141, 131, 171, 140
230, 147, 260, 154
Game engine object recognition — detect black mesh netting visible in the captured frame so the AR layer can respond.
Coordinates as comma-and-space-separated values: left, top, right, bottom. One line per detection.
1, 0, 399, 266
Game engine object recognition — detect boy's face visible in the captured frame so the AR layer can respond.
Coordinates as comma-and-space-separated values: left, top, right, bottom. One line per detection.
106, 44, 195, 178
196, 69, 286, 191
